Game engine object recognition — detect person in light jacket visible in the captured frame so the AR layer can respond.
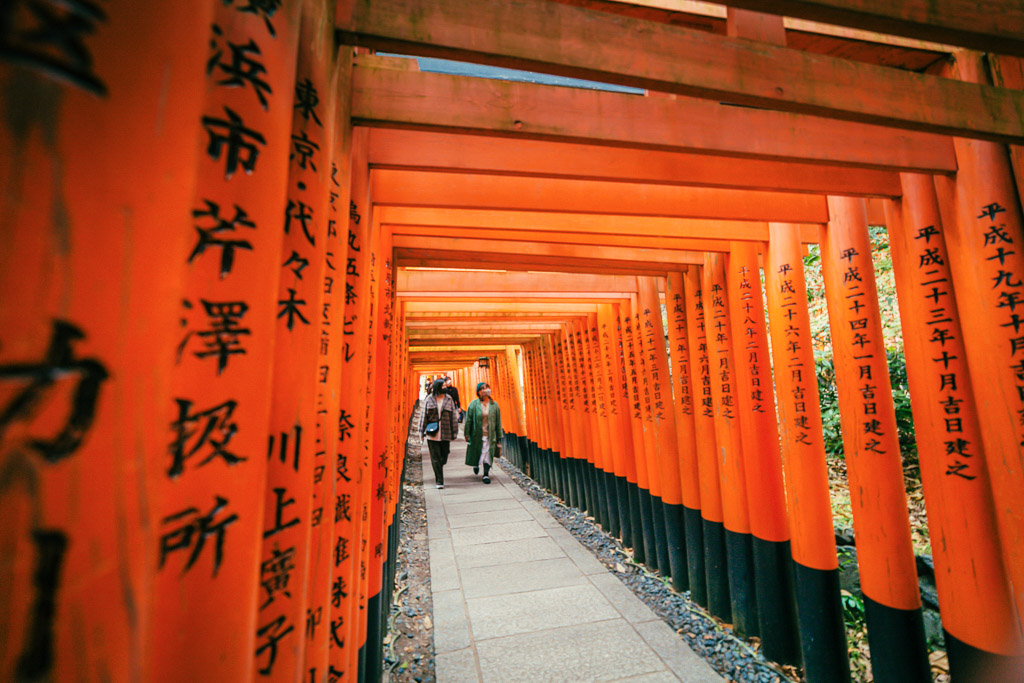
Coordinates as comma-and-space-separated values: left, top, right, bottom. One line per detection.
420, 378, 459, 489
464, 382, 503, 485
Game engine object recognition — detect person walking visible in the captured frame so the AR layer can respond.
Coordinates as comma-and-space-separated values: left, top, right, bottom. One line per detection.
444, 376, 463, 421
464, 381, 503, 485
420, 378, 459, 489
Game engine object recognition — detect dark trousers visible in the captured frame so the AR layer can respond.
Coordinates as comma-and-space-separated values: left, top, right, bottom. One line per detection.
427, 439, 450, 485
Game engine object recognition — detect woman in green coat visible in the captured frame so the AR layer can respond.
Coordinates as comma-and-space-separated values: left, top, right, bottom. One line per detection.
464, 381, 503, 484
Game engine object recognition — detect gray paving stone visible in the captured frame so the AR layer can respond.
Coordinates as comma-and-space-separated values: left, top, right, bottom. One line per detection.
475, 619, 667, 682
460, 557, 587, 599
450, 520, 547, 547
440, 487, 515, 503
454, 536, 565, 569
633, 619, 723, 682
589, 572, 660, 623
444, 497, 524, 516
436, 648, 481, 682
611, 671, 681, 682
547, 526, 609, 574
519, 500, 562, 529
447, 507, 533, 529
466, 583, 619, 640
430, 538, 460, 592
432, 589, 472, 654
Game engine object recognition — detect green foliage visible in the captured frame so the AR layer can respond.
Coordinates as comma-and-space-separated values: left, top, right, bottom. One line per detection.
840, 590, 866, 630
815, 349, 918, 461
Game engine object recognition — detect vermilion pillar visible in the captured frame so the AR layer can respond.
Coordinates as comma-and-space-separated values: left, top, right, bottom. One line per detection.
588, 314, 617, 533
633, 291, 672, 574
886, 178, 1023, 679
766, 223, 849, 682
665, 273, 705, 602
327, 55, 360, 683
638, 276, 688, 590
621, 303, 656, 567
257, 3, 336, 677
702, 254, 758, 638
598, 304, 633, 547
727, 242, 799, 663
554, 329, 581, 510
933, 51, 1024, 630
821, 196, 928, 682
683, 267, 730, 621
365, 215, 394, 682
611, 303, 644, 554
344, 130, 374, 679
153, 4, 301, 681
0, 3, 212, 680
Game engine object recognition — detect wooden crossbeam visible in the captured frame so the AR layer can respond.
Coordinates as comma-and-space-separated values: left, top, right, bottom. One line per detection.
337, 0, 1024, 142
391, 225, 732, 251
352, 63, 956, 172
370, 170, 829, 222
397, 270, 644, 293
366, 128, 902, 196
381, 208, 822, 243
710, 0, 1024, 58
394, 236, 703, 275
403, 301, 601, 312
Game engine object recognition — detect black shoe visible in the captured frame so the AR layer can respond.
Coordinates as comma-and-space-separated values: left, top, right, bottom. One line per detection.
473, 466, 479, 475
482, 476, 490, 484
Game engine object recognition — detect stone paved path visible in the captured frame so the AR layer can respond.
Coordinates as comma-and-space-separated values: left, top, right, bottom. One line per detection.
421, 434, 723, 683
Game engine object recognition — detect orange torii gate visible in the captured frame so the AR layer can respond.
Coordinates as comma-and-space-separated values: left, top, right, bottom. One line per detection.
3, 1, 1024, 682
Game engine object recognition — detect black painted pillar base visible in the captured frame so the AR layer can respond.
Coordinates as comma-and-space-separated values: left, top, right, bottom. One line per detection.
567, 457, 580, 509
702, 519, 731, 621
601, 470, 616, 534
616, 476, 632, 547
593, 463, 608, 528
605, 471, 622, 538
751, 537, 799, 664
723, 529, 759, 638
663, 502, 689, 592
863, 594, 930, 683
791, 561, 850, 683
945, 630, 1024, 681
683, 507, 706, 607
357, 644, 366, 682
628, 481, 645, 563
651, 495, 671, 577
365, 591, 383, 683
518, 435, 530, 478
638, 487, 659, 572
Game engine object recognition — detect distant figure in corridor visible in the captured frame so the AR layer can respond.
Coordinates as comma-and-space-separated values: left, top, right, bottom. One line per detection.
444, 376, 463, 421
420, 378, 459, 489
464, 382, 503, 484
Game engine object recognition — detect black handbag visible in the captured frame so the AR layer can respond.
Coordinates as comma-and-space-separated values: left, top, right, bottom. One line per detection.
425, 421, 439, 435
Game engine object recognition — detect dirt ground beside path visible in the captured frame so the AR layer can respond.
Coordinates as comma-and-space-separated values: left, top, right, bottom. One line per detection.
384, 429, 436, 683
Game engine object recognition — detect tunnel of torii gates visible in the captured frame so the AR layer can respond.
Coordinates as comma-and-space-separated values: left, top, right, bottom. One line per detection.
7, 1, 1024, 683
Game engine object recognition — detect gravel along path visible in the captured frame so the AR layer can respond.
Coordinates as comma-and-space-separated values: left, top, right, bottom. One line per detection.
498, 458, 797, 683
384, 436, 436, 683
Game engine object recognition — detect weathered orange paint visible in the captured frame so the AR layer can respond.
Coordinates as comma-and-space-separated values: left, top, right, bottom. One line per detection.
726, 243, 789, 544
765, 224, 838, 572
821, 196, 920, 611
637, 277, 684, 507
886, 178, 1023, 655
665, 273, 702, 512
152, 3, 301, 680
684, 268, 724, 525
702, 254, 751, 535
931, 51, 1024, 623
0, 2, 212, 679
